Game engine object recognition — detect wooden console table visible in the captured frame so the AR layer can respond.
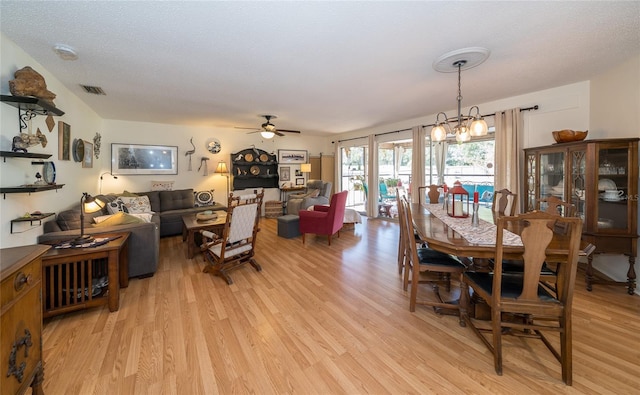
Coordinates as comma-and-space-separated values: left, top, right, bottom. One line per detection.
40, 232, 130, 318
1, 244, 50, 395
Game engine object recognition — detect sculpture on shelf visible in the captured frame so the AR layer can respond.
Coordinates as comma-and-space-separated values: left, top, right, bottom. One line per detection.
9, 66, 57, 105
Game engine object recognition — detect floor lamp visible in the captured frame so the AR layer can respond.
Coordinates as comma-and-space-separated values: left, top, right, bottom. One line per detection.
215, 161, 230, 199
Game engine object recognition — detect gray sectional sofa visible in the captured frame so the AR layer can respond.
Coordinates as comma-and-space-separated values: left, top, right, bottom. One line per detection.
38, 189, 225, 278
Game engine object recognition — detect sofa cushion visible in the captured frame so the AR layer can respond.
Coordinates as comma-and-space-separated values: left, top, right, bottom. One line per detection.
118, 195, 152, 213
160, 189, 194, 211
56, 209, 82, 231
94, 213, 154, 224
194, 190, 215, 207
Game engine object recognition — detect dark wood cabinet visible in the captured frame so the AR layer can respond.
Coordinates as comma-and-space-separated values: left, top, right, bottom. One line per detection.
524, 138, 638, 294
231, 148, 279, 190
1, 244, 50, 395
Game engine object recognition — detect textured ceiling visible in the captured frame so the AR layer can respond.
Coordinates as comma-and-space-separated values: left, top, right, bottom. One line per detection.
1, 1, 638, 136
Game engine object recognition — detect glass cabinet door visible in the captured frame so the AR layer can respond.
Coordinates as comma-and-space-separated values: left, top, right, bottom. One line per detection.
596, 146, 629, 231
570, 149, 586, 220
539, 151, 565, 202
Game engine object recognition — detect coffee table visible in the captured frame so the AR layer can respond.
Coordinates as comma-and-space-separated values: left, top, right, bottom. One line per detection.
182, 212, 227, 259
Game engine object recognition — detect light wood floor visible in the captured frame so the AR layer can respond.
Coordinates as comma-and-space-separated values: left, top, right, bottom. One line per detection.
39, 217, 640, 394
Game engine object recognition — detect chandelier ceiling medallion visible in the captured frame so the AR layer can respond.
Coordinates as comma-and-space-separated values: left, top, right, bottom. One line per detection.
431, 47, 490, 143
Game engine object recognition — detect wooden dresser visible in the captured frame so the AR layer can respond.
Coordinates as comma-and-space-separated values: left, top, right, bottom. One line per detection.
1, 244, 50, 395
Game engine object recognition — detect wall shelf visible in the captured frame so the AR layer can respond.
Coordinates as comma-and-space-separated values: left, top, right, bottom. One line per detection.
1, 94, 64, 131
1, 184, 64, 198
10, 212, 54, 234
0, 151, 52, 162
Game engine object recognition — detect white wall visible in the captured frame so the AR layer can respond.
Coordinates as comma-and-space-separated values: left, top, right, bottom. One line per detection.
99, 119, 331, 205
1, 34, 103, 248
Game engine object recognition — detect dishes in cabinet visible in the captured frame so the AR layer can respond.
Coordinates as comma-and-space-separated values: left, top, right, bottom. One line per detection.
250, 165, 260, 175
259, 153, 269, 162
597, 218, 614, 228
598, 178, 617, 191
244, 153, 254, 162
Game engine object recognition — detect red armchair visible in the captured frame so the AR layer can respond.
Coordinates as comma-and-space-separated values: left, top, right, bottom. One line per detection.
298, 190, 348, 245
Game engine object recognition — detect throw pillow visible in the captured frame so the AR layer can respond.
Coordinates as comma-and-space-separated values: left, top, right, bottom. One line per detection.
308, 189, 320, 198
118, 195, 152, 213
151, 180, 174, 191
120, 190, 139, 197
92, 212, 145, 227
194, 190, 215, 207
106, 198, 128, 214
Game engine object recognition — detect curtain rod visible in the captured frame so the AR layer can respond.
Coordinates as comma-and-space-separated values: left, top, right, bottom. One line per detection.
421, 104, 539, 128
333, 105, 539, 143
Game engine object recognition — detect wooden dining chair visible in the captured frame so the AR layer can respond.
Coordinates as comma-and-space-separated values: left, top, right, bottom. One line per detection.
396, 190, 426, 283
460, 211, 583, 385
417, 185, 440, 204
400, 196, 467, 320
492, 188, 517, 217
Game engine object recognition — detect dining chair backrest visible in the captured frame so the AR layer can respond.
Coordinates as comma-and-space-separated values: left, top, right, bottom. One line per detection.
418, 185, 440, 204
537, 196, 576, 217
492, 188, 517, 217
492, 211, 582, 304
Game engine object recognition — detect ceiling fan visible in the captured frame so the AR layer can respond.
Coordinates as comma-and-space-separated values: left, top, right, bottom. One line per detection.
235, 115, 301, 139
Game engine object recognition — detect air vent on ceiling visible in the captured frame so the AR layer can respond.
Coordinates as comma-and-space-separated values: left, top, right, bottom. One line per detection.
80, 85, 106, 95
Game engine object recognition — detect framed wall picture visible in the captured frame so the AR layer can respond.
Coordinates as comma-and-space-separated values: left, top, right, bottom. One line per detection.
111, 143, 178, 175
58, 121, 70, 160
82, 141, 93, 168
278, 149, 307, 164
295, 177, 305, 186
280, 166, 290, 181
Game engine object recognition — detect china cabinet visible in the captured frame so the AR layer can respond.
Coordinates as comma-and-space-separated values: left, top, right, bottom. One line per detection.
524, 138, 638, 294
231, 148, 279, 190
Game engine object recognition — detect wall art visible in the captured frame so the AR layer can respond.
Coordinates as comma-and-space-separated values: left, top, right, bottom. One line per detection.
278, 149, 307, 164
58, 121, 70, 160
111, 143, 178, 175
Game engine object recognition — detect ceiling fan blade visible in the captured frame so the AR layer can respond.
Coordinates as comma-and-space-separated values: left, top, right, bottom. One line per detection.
275, 131, 285, 137
276, 129, 301, 134
235, 126, 258, 130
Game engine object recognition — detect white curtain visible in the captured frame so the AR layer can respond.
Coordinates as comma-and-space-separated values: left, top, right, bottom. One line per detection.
366, 134, 377, 217
494, 108, 523, 213
411, 126, 425, 203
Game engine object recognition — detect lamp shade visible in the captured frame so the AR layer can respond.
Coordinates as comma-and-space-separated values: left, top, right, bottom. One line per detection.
215, 161, 229, 174
83, 195, 105, 214
300, 163, 311, 173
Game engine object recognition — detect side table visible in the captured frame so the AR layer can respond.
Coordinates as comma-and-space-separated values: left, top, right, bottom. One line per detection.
182, 212, 227, 259
40, 232, 130, 318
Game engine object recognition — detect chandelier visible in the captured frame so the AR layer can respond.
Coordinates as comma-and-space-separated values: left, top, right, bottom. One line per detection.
431, 48, 490, 143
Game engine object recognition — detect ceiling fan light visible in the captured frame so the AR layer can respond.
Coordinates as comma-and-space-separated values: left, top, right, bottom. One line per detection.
431, 125, 447, 142
260, 131, 275, 139
470, 117, 488, 137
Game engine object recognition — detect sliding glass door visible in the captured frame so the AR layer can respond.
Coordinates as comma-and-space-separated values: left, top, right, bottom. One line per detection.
340, 145, 368, 213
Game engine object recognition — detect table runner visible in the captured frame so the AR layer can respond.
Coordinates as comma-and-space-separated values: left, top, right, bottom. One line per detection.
425, 204, 522, 246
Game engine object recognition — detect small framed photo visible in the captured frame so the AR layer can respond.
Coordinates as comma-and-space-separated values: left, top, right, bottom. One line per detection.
82, 141, 93, 168
280, 166, 290, 181
58, 122, 70, 160
278, 149, 307, 164
295, 169, 302, 177
295, 177, 304, 186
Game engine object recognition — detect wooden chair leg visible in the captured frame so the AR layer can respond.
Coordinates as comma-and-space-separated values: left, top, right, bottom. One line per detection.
302, 233, 305, 244
328, 235, 331, 246
492, 307, 503, 376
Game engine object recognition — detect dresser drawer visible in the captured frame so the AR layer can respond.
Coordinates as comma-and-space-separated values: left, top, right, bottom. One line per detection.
1, 280, 42, 394
1, 257, 42, 309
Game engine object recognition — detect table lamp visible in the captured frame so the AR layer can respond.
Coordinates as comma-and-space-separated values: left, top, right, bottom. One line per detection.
215, 160, 230, 199
300, 163, 311, 175
72, 192, 105, 245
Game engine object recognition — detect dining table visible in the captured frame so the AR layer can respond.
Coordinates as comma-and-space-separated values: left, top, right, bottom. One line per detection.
409, 202, 596, 319
409, 202, 596, 262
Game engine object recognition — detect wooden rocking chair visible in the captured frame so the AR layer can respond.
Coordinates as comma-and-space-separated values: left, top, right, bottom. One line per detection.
200, 190, 264, 284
